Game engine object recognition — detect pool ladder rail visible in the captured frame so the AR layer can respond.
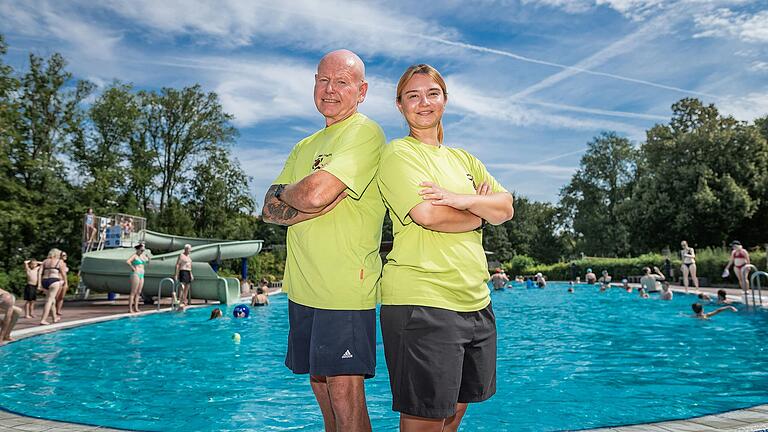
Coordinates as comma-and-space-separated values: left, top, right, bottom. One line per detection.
157, 277, 185, 311
742, 264, 768, 307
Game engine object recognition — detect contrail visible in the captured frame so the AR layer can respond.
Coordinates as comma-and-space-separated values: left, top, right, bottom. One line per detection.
414, 33, 723, 100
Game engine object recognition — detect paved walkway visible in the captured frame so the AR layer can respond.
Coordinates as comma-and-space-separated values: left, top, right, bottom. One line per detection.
1, 285, 766, 431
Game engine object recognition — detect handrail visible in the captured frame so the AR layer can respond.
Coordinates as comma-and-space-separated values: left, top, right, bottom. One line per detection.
157, 277, 176, 311
750, 270, 768, 307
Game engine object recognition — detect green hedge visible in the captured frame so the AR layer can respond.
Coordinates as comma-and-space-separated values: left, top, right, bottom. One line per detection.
503, 248, 767, 286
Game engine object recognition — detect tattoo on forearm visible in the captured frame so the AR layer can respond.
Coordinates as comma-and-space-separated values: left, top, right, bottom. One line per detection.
264, 184, 299, 225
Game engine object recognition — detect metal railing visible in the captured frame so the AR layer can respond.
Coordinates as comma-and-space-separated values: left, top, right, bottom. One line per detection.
749, 270, 768, 308
157, 277, 177, 311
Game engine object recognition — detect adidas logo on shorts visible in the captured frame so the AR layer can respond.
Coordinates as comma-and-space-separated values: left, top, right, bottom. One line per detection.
341, 350, 353, 359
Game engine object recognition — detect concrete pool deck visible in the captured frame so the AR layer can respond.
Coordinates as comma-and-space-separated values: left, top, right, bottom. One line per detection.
1, 284, 766, 431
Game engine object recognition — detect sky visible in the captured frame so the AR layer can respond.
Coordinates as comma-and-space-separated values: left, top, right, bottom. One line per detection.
1, 0, 767, 205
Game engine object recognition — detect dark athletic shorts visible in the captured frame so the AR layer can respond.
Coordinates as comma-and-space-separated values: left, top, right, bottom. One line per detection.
24, 284, 37, 301
381, 303, 497, 419
178, 270, 192, 284
285, 300, 376, 379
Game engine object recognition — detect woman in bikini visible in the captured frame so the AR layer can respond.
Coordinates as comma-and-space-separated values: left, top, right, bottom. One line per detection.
725, 240, 750, 292
680, 240, 699, 292
126, 243, 150, 314
39, 248, 66, 325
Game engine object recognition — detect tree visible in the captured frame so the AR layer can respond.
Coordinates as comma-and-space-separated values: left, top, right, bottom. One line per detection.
186, 147, 256, 239
504, 196, 566, 263
71, 82, 142, 209
560, 132, 637, 256
626, 99, 768, 250
483, 224, 513, 262
139, 85, 237, 211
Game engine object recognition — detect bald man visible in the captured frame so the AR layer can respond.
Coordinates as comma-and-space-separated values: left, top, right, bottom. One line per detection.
262, 50, 386, 431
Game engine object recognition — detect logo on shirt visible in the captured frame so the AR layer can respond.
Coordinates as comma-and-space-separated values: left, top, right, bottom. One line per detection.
466, 173, 477, 189
341, 349, 353, 359
312, 153, 332, 170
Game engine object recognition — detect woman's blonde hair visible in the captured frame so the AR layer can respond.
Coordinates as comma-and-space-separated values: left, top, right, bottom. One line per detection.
47, 248, 62, 259
395, 64, 448, 143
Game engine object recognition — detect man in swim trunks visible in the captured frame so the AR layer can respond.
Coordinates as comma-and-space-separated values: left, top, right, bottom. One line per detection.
23, 259, 42, 318
490, 268, 509, 290
262, 49, 385, 432
585, 268, 597, 284
640, 266, 665, 293
175, 244, 194, 306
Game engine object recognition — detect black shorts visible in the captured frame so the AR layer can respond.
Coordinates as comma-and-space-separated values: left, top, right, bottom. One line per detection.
285, 300, 376, 378
381, 303, 497, 419
178, 270, 192, 284
24, 284, 37, 301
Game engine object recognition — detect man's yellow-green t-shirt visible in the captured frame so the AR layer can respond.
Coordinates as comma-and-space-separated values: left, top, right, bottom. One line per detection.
273, 113, 386, 310
377, 136, 508, 312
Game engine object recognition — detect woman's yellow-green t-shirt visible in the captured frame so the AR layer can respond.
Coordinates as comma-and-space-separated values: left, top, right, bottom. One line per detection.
377, 136, 508, 312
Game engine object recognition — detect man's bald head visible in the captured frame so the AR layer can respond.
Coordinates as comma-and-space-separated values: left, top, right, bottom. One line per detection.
314, 49, 369, 126
318, 49, 365, 82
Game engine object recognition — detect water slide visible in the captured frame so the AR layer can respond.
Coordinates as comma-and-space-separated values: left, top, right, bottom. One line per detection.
80, 230, 263, 305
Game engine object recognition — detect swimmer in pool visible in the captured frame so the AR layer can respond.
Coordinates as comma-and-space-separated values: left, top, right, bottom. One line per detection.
660, 281, 673, 300
716, 289, 731, 304
209, 308, 223, 320
692, 303, 737, 320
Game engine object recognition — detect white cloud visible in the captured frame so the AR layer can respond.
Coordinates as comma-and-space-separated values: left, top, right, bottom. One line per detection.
718, 91, 768, 121
486, 162, 577, 179
694, 8, 768, 43
521, 0, 666, 20
749, 61, 768, 73
0, 1, 122, 60
100, 0, 461, 58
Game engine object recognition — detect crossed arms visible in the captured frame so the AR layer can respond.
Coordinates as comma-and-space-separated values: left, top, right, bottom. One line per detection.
409, 181, 515, 233
262, 170, 348, 226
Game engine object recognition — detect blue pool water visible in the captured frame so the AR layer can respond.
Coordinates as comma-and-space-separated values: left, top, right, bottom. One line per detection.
2, 285, 768, 431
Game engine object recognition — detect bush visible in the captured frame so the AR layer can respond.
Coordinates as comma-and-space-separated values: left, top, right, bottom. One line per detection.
501, 247, 767, 286
0, 268, 28, 297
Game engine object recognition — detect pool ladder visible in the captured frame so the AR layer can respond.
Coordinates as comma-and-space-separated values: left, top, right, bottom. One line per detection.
157, 277, 180, 311
741, 265, 768, 307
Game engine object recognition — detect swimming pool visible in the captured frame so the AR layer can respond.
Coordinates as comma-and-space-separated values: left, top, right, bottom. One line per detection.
2, 284, 768, 431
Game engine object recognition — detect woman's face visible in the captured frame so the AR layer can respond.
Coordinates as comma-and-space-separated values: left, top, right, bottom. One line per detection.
397, 73, 446, 134
681, 241, 687, 248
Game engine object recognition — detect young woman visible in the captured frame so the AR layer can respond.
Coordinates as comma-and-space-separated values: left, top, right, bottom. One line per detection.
126, 243, 150, 314
377, 64, 514, 432
725, 240, 750, 292
39, 249, 66, 325
680, 240, 699, 292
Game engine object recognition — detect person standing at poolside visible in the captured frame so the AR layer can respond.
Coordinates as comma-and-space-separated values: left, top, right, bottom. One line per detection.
126, 243, 150, 314
724, 240, 750, 292
679, 240, 699, 292
23, 259, 42, 318
175, 244, 193, 307
378, 64, 514, 432
55, 251, 69, 319
0, 287, 22, 344
262, 49, 385, 432
39, 248, 66, 325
